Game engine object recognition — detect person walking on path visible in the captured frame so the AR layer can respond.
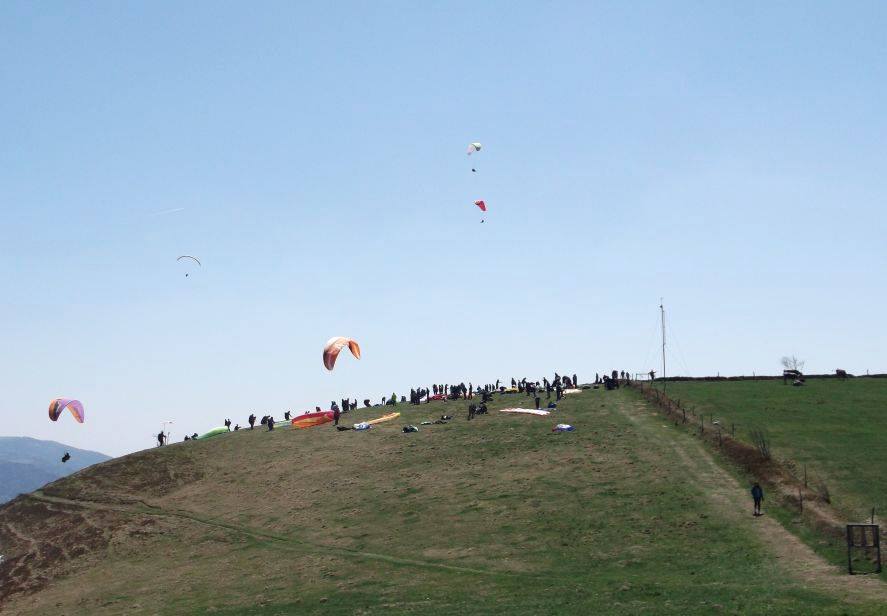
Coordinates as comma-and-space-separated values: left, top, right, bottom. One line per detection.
751, 483, 764, 516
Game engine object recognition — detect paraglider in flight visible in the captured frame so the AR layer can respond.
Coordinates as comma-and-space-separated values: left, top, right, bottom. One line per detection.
48, 398, 85, 423
467, 142, 481, 172
323, 337, 361, 371
474, 200, 487, 212
177, 255, 201, 277
61, 452, 71, 463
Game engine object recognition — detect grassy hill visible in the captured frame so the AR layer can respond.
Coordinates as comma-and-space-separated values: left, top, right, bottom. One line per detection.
0, 437, 110, 503
657, 378, 887, 523
1, 388, 884, 614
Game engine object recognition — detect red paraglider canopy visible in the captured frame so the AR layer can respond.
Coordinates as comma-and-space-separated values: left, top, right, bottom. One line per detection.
474, 200, 487, 212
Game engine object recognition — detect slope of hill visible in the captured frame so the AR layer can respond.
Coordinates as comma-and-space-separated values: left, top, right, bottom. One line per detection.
0, 437, 110, 503
657, 378, 887, 522
1, 390, 884, 614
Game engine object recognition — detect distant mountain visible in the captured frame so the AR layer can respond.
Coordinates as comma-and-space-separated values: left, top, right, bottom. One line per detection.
0, 437, 110, 503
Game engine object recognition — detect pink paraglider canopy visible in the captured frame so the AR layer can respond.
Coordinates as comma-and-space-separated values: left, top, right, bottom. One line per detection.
48, 398, 85, 423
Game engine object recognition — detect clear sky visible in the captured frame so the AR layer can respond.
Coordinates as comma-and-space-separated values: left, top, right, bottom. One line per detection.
2, 2, 886, 456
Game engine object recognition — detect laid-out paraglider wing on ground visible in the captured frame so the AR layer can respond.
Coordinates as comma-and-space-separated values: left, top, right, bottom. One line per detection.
48, 399, 85, 423
365, 412, 399, 425
292, 412, 334, 429
499, 408, 550, 416
197, 427, 229, 440
322, 337, 361, 371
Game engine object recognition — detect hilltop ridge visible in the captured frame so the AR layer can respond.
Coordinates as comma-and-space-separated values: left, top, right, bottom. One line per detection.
1, 388, 884, 615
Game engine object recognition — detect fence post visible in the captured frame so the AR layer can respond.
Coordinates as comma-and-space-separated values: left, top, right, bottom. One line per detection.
804, 464, 807, 488
799, 488, 804, 514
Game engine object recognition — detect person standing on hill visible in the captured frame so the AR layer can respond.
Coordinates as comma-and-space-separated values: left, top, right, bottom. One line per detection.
157, 431, 166, 447
333, 405, 341, 426
751, 483, 764, 516
267, 415, 275, 431
248, 413, 256, 429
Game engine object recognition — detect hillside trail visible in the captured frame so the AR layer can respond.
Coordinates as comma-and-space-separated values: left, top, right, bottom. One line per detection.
618, 395, 887, 604
27, 491, 511, 579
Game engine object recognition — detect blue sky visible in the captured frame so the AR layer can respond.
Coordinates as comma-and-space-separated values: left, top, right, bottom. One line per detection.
2, 2, 885, 456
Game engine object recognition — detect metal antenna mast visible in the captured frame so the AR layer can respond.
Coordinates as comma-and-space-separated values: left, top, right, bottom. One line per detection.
660, 299, 666, 391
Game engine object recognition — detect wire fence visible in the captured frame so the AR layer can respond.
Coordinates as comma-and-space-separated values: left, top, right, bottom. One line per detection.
626, 379, 883, 546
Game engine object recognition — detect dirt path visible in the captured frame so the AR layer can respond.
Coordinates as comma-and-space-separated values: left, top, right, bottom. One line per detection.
618, 396, 887, 604
27, 491, 512, 578
2, 521, 37, 552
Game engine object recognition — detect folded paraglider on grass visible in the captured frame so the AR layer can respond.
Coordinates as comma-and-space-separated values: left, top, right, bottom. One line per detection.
499, 408, 551, 416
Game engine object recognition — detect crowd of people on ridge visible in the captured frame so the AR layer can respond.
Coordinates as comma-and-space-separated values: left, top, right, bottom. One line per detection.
159, 370, 639, 445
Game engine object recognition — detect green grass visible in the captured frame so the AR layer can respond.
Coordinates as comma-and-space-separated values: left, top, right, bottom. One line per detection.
3, 388, 882, 614
657, 378, 887, 522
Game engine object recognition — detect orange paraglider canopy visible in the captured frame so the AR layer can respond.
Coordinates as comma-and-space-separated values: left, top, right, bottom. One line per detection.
323, 337, 361, 371
292, 411, 335, 429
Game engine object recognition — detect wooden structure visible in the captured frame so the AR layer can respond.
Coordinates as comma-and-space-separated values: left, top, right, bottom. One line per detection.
846, 524, 881, 574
